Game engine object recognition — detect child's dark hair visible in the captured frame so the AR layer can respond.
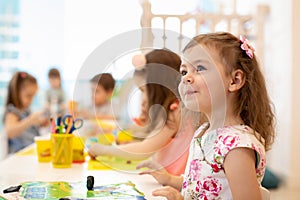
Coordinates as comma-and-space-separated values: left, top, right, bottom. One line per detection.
134, 48, 182, 126
5, 71, 37, 109
183, 32, 275, 150
48, 68, 62, 88
48, 68, 61, 79
90, 73, 115, 92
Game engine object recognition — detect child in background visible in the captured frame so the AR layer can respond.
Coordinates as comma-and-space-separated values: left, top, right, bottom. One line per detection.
75, 73, 115, 138
3, 71, 48, 153
88, 49, 197, 176
89, 73, 115, 119
78, 73, 115, 120
137, 32, 275, 199
46, 68, 66, 116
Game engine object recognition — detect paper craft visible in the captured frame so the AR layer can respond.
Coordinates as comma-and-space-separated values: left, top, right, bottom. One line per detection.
88, 156, 144, 171
3, 181, 145, 200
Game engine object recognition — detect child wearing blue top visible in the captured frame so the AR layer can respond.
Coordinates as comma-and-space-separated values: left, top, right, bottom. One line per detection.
45, 68, 66, 116
3, 71, 48, 153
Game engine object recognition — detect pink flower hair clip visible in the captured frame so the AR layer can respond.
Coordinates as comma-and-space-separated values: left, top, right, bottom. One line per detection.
20, 72, 27, 78
132, 54, 147, 70
240, 35, 255, 59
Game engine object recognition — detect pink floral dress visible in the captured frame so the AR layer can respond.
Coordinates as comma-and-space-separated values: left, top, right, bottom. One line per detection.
182, 123, 266, 199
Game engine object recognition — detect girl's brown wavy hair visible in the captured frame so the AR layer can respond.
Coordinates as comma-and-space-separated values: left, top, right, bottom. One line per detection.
183, 32, 275, 150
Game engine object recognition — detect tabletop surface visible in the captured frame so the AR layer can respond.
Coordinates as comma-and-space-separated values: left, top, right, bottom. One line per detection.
0, 145, 165, 199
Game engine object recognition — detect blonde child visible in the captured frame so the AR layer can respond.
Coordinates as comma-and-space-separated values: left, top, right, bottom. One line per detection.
88, 49, 196, 176
46, 68, 66, 116
3, 71, 48, 153
137, 32, 275, 199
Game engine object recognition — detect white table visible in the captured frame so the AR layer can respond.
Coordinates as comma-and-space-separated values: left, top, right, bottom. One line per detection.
0, 146, 165, 199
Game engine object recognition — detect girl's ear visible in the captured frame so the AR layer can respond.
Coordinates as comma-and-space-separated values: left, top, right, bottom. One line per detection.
170, 99, 180, 111
228, 69, 245, 92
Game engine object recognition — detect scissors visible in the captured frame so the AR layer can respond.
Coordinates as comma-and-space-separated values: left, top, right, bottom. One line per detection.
62, 114, 84, 134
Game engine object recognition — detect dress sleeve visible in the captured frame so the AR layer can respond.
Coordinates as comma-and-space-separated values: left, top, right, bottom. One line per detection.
213, 126, 266, 179
6, 104, 21, 116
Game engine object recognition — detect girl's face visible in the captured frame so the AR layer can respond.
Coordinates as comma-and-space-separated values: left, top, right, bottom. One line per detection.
49, 77, 61, 89
20, 83, 38, 109
178, 45, 229, 117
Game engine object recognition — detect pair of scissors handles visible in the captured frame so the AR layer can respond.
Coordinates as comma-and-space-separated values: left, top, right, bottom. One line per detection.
62, 114, 83, 133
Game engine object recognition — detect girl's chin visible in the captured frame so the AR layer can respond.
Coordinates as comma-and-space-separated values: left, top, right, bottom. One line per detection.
183, 102, 202, 112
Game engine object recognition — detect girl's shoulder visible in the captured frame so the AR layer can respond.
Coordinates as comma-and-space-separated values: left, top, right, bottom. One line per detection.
214, 125, 266, 168
215, 125, 263, 145
214, 125, 264, 148
6, 104, 21, 115
5, 104, 30, 119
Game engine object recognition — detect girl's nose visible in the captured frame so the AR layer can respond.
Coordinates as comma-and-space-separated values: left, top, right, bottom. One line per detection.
183, 74, 193, 84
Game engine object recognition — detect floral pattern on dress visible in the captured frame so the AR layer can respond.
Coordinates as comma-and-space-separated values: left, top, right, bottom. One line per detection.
189, 159, 202, 181
212, 132, 240, 172
183, 159, 202, 190
182, 124, 266, 199
196, 176, 222, 199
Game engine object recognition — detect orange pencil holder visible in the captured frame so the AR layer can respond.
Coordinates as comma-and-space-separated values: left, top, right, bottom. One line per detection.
51, 133, 74, 168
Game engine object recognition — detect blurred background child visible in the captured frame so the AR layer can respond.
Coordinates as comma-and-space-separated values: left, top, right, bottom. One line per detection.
3, 71, 48, 154
90, 73, 115, 119
79, 73, 115, 120
45, 67, 66, 117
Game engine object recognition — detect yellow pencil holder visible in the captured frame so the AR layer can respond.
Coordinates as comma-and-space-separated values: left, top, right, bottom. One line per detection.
51, 133, 74, 168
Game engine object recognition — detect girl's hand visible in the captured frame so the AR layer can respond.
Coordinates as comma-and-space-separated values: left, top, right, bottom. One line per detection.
40, 111, 50, 127
152, 186, 183, 200
136, 159, 171, 186
29, 111, 44, 126
88, 143, 109, 159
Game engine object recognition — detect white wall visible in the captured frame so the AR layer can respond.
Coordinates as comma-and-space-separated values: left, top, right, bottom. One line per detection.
64, 0, 142, 93
263, 0, 292, 177
19, 0, 64, 88
64, 0, 144, 119
288, 0, 300, 187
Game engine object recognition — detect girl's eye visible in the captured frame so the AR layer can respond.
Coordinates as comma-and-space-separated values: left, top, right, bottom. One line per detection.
180, 70, 187, 76
196, 65, 207, 72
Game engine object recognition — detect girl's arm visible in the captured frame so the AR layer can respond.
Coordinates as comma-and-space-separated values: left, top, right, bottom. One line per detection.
224, 148, 262, 200
95, 114, 116, 120
4, 112, 42, 139
88, 123, 177, 160
88, 107, 180, 160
